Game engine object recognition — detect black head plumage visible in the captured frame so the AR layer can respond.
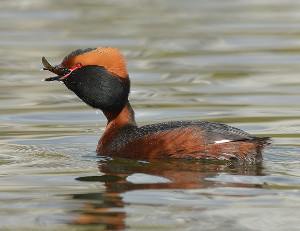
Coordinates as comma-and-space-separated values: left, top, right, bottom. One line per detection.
63, 65, 130, 113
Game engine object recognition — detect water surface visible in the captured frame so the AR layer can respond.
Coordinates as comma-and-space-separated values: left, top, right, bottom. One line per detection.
0, 0, 300, 230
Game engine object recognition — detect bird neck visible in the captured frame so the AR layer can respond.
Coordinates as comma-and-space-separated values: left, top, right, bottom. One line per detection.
103, 101, 136, 129
98, 102, 136, 153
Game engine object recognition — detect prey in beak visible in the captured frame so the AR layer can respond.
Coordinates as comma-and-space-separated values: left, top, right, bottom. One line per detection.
42, 57, 82, 81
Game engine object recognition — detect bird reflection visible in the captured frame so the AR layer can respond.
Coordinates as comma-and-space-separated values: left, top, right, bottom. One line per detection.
71, 158, 263, 230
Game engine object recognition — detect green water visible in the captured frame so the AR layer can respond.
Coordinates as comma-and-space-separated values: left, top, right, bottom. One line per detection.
0, 0, 300, 230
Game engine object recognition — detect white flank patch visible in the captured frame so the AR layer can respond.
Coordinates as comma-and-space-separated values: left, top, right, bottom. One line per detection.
215, 139, 232, 144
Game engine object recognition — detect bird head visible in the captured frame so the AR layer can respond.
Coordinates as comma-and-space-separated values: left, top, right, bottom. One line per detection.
42, 47, 130, 113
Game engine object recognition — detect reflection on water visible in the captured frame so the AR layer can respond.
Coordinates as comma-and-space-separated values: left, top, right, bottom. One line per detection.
71, 158, 263, 230
0, 0, 300, 230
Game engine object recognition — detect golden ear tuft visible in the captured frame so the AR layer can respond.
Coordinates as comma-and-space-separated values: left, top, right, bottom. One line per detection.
62, 47, 128, 78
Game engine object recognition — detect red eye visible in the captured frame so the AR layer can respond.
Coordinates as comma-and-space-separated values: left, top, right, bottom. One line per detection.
58, 63, 83, 81
71, 63, 82, 70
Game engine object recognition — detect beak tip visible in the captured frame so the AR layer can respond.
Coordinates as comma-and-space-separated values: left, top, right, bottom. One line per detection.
44, 76, 61, 81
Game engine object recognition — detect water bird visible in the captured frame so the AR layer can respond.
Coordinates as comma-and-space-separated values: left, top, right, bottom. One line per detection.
42, 47, 270, 162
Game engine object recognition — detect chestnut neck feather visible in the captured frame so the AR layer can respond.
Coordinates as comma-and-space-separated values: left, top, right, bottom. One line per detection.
104, 102, 136, 127
99, 102, 136, 152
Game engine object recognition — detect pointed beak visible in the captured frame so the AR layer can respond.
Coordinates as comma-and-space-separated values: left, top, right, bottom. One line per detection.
44, 76, 61, 81
42, 57, 70, 81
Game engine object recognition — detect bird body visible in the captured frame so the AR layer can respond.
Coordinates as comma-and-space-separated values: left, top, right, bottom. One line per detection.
42, 47, 270, 162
